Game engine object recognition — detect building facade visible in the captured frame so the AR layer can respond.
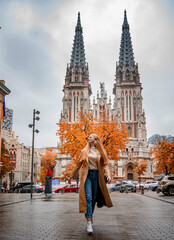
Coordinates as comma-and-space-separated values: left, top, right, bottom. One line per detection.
5, 135, 42, 185
0, 80, 11, 158
2, 107, 13, 131
1, 105, 42, 185
0, 80, 11, 192
59, 11, 153, 181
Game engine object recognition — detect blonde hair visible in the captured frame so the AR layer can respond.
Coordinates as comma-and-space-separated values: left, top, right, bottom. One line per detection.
80, 134, 108, 165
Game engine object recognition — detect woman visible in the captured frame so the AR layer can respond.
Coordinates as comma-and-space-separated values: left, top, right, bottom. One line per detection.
68, 134, 113, 234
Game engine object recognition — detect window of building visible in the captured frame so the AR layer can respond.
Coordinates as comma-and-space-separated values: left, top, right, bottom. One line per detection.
127, 126, 132, 137
129, 95, 131, 120
120, 73, 123, 81
127, 165, 133, 171
125, 94, 132, 121
95, 110, 97, 118
77, 96, 78, 113
126, 95, 128, 121
74, 96, 76, 121
69, 107, 71, 122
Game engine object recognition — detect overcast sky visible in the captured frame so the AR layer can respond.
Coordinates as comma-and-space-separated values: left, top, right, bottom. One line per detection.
0, 0, 174, 148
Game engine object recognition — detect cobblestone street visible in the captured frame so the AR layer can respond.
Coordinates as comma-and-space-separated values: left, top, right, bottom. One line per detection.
0, 192, 173, 240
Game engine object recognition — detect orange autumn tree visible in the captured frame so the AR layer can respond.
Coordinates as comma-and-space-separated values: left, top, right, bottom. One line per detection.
61, 161, 76, 181
37, 166, 46, 184
0, 138, 14, 178
151, 140, 174, 175
38, 151, 57, 184
134, 159, 148, 183
57, 111, 129, 180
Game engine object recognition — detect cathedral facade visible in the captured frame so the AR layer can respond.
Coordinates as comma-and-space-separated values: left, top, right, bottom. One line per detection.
59, 11, 153, 181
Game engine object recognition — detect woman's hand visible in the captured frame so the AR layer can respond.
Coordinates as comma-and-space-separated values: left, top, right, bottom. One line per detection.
107, 177, 111, 184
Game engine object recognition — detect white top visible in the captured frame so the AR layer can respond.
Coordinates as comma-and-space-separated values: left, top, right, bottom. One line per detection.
88, 146, 99, 170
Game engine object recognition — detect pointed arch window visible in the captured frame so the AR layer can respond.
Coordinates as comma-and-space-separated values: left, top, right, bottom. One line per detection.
127, 164, 133, 171
120, 72, 123, 81
74, 96, 76, 121
126, 95, 128, 121
77, 96, 79, 113
69, 108, 71, 122
127, 126, 132, 137
125, 93, 132, 121
129, 95, 131, 120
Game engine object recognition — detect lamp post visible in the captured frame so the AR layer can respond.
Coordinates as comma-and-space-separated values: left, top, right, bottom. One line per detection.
20, 145, 23, 182
28, 109, 40, 199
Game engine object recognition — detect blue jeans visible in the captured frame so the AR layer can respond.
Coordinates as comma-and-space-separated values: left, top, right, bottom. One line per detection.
85, 170, 98, 218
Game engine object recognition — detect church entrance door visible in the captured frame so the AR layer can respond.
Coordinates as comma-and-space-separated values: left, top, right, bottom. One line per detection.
127, 173, 133, 180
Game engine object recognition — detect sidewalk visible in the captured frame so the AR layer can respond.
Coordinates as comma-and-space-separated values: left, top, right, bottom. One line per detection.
136, 189, 174, 204
0, 192, 174, 240
0, 193, 41, 207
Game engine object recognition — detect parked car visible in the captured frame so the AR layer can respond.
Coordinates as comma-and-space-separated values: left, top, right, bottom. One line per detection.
13, 182, 34, 192
143, 180, 158, 189
133, 181, 139, 186
157, 175, 174, 196
20, 185, 43, 193
110, 183, 121, 192
149, 183, 158, 191
132, 181, 144, 189
120, 181, 136, 193
55, 184, 79, 193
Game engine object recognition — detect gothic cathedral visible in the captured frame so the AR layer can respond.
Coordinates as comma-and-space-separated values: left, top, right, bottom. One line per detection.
60, 11, 153, 181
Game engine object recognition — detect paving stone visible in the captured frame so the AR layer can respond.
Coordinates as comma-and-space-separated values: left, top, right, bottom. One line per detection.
0, 192, 173, 240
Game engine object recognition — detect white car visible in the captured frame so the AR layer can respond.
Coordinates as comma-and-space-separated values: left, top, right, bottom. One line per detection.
143, 181, 158, 189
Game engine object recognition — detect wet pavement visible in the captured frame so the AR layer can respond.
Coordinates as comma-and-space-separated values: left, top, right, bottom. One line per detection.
0, 193, 41, 207
0, 192, 173, 240
140, 190, 174, 204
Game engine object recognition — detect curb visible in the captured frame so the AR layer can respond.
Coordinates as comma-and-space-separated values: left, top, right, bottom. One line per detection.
0, 196, 40, 207
137, 193, 174, 205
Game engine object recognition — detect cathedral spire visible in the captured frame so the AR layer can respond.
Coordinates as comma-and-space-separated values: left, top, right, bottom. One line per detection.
118, 10, 135, 70
70, 12, 86, 70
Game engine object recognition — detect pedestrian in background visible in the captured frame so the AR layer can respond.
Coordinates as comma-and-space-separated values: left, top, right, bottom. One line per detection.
68, 133, 113, 234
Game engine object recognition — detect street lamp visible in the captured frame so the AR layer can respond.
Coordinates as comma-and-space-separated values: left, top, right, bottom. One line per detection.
28, 109, 40, 199
20, 144, 23, 182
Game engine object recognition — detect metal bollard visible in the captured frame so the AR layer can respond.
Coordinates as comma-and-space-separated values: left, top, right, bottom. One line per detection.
125, 187, 128, 193
45, 176, 52, 194
141, 186, 144, 194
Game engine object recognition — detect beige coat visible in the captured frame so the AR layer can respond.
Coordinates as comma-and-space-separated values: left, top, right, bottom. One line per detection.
70, 149, 113, 213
